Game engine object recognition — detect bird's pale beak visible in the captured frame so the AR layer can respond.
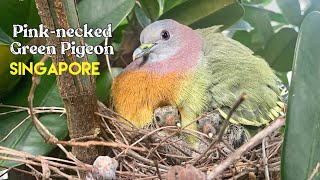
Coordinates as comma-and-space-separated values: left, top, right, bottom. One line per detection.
208, 132, 214, 138
132, 43, 156, 61
176, 122, 181, 128
203, 124, 216, 138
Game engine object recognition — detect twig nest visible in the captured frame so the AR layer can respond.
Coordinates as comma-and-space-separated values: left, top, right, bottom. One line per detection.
86, 156, 118, 180
167, 165, 206, 180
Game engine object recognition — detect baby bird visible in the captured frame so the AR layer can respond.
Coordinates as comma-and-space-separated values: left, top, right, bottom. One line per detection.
196, 111, 223, 138
151, 106, 192, 164
196, 112, 250, 149
153, 105, 181, 128
225, 125, 250, 149
152, 106, 249, 149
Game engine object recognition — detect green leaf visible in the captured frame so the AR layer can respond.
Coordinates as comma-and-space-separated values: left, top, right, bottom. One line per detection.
242, 5, 274, 51
0, 0, 40, 45
112, 20, 129, 45
78, 0, 135, 46
242, 5, 288, 24
281, 12, 320, 180
96, 68, 123, 104
163, 0, 187, 13
232, 30, 254, 49
135, 5, 152, 28
0, 55, 67, 168
241, 0, 273, 6
227, 19, 253, 32
138, 0, 160, 21
303, 0, 320, 18
0, 45, 31, 97
157, 0, 165, 16
276, 0, 302, 26
0, 28, 14, 45
263, 28, 297, 72
159, 0, 244, 29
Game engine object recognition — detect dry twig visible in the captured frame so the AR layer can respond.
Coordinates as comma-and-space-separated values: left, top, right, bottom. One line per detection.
207, 117, 285, 179
308, 162, 320, 180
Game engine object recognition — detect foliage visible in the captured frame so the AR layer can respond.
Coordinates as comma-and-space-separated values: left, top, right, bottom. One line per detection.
0, 0, 319, 177
281, 12, 320, 180
0, 56, 67, 168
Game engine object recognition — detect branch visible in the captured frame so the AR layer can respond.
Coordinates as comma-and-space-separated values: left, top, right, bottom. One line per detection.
35, 0, 104, 164
262, 137, 270, 180
308, 162, 320, 180
207, 117, 285, 179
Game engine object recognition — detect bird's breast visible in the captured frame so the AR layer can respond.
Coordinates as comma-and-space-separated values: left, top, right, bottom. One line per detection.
112, 71, 186, 127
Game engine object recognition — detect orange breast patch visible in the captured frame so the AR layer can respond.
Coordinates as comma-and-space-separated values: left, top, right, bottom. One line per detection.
112, 71, 185, 127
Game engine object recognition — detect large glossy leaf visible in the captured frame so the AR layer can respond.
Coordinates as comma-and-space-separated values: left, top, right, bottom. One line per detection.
159, 0, 244, 29
163, 0, 187, 13
281, 12, 320, 180
135, 5, 152, 28
0, 55, 67, 168
240, 5, 274, 52
78, 0, 135, 46
227, 19, 253, 32
263, 28, 297, 72
0, 44, 31, 98
232, 30, 254, 49
242, 5, 288, 24
276, 0, 302, 26
304, 0, 320, 19
0, 28, 14, 45
241, 0, 273, 5
0, 0, 40, 45
138, 0, 161, 21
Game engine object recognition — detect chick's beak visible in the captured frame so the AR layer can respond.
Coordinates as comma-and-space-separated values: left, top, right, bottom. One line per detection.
176, 121, 181, 128
203, 124, 216, 138
132, 43, 156, 61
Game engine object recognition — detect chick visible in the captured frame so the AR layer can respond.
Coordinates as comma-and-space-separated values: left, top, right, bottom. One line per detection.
225, 124, 250, 149
196, 111, 249, 149
196, 111, 223, 138
151, 106, 192, 164
153, 105, 181, 128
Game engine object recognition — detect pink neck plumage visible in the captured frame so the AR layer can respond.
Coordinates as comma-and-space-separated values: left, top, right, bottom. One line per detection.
125, 26, 202, 75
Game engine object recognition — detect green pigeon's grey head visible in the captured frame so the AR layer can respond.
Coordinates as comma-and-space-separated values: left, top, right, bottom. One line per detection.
130, 19, 202, 73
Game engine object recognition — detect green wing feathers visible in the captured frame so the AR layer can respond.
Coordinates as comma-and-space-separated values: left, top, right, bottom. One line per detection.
196, 26, 287, 127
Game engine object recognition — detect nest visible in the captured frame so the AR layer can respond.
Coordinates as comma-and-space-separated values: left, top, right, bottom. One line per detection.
98, 105, 283, 180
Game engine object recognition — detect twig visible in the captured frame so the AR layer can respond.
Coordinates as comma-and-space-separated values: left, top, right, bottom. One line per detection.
207, 117, 285, 179
26, 164, 43, 178
262, 137, 270, 180
0, 115, 30, 142
0, 165, 35, 177
0, 106, 65, 142
121, 126, 175, 154
55, 140, 146, 151
105, 37, 114, 79
0, 109, 26, 115
0, 155, 83, 176
308, 162, 320, 180
27, 55, 50, 141
0, 104, 29, 109
154, 160, 162, 180
126, 150, 168, 170
218, 93, 247, 141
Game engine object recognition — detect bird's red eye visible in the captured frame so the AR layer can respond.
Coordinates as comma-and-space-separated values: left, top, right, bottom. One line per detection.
161, 30, 170, 40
